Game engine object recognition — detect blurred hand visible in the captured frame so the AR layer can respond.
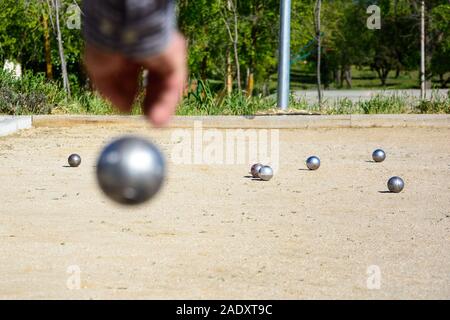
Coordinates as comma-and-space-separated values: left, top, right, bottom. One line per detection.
84, 32, 187, 127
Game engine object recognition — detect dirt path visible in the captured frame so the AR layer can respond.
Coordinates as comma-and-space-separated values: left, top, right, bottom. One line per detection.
0, 124, 449, 299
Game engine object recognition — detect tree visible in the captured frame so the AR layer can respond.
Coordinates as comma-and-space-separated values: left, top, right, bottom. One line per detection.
222, 0, 241, 91
429, 2, 450, 88
177, 0, 226, 84
420, 0, 426, 98
314, 0, 322, 103
48, 0, 70, 97
1, 0, 449, 98
239, 0, 279, 96
42, 12, 53, 79
0, 0, 43, 67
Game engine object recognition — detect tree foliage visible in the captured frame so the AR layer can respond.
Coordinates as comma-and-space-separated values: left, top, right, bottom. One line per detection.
0, 0, 449, 95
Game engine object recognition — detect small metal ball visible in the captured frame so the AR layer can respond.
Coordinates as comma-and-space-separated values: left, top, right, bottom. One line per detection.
68, 154, 81, 167
96, 136, 166, 205
258, 166, 273, 181
387, 176, 404, 193
306, 156, 320, 170
251, 163, 263, 178
372, 149, 386, 162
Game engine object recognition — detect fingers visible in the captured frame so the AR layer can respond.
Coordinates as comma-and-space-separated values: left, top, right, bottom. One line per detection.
84, 45, 141, 113
140, 33, 187, 126
84, 32, 187, 125
144, 71, 183, 126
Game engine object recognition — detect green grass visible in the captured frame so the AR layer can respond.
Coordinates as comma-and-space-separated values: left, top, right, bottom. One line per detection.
1, 70, 449, 117
416, 94, 450, 114
287, 65, 446, 91
176, 80, 273, 116
325, 95, 410, 114
289, 92, 450, 115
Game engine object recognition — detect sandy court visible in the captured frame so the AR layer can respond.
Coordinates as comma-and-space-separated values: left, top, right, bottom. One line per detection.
0, 122, 449, 299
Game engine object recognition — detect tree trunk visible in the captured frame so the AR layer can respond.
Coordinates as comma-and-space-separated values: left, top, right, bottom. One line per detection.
315, 0, 322, 105
420, 0, 426, 100
381, 72, 387, 86
341, 68, 345, 88
375, 68, 382, 84
53, 0, 71, 97
344, 65, 352, 88
200, 55, 208, 82
222, 0, 241, 92
232, 2, 241, 91
426, 3, 433, 90
246, 69, 254, 97
262, 80, 269, 97
226, 47, 233, 95
249, 18, 258, 98
375, 67, 389, 86
383, 69, 390, 86
335, 68, 342, 88
42, 13, 53, 80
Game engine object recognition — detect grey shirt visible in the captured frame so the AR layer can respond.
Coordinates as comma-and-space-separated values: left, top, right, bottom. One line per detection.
83, 0, 175, 59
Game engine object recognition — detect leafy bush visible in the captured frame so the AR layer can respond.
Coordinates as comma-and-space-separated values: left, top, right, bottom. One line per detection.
0, 69, 115, 115
0, 86, 49, 114
417, 97, 450, 114
0, 70, 63, 114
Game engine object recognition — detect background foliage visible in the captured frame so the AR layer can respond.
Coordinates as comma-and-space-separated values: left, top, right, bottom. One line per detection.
0, 0, 449, 115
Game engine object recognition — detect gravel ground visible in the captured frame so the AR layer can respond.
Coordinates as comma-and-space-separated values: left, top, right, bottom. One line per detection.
0, 123, 449, 299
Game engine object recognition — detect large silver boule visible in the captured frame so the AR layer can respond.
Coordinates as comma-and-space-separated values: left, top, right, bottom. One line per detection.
68, 154, 81, 167
372, 149, 386, 162
251, 163, 263, 178
387, 176, 404, 193
258, 166, 273, 181
306, 156, 320, 170
96, 136, 166, 205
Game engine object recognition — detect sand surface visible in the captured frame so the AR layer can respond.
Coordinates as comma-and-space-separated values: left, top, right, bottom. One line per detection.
0, 123, 449, 299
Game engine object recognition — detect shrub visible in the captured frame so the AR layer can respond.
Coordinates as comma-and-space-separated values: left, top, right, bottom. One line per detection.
0, 70, 63, 114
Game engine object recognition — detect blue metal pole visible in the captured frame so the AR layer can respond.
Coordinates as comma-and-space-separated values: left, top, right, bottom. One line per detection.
277, 0, 292, 110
